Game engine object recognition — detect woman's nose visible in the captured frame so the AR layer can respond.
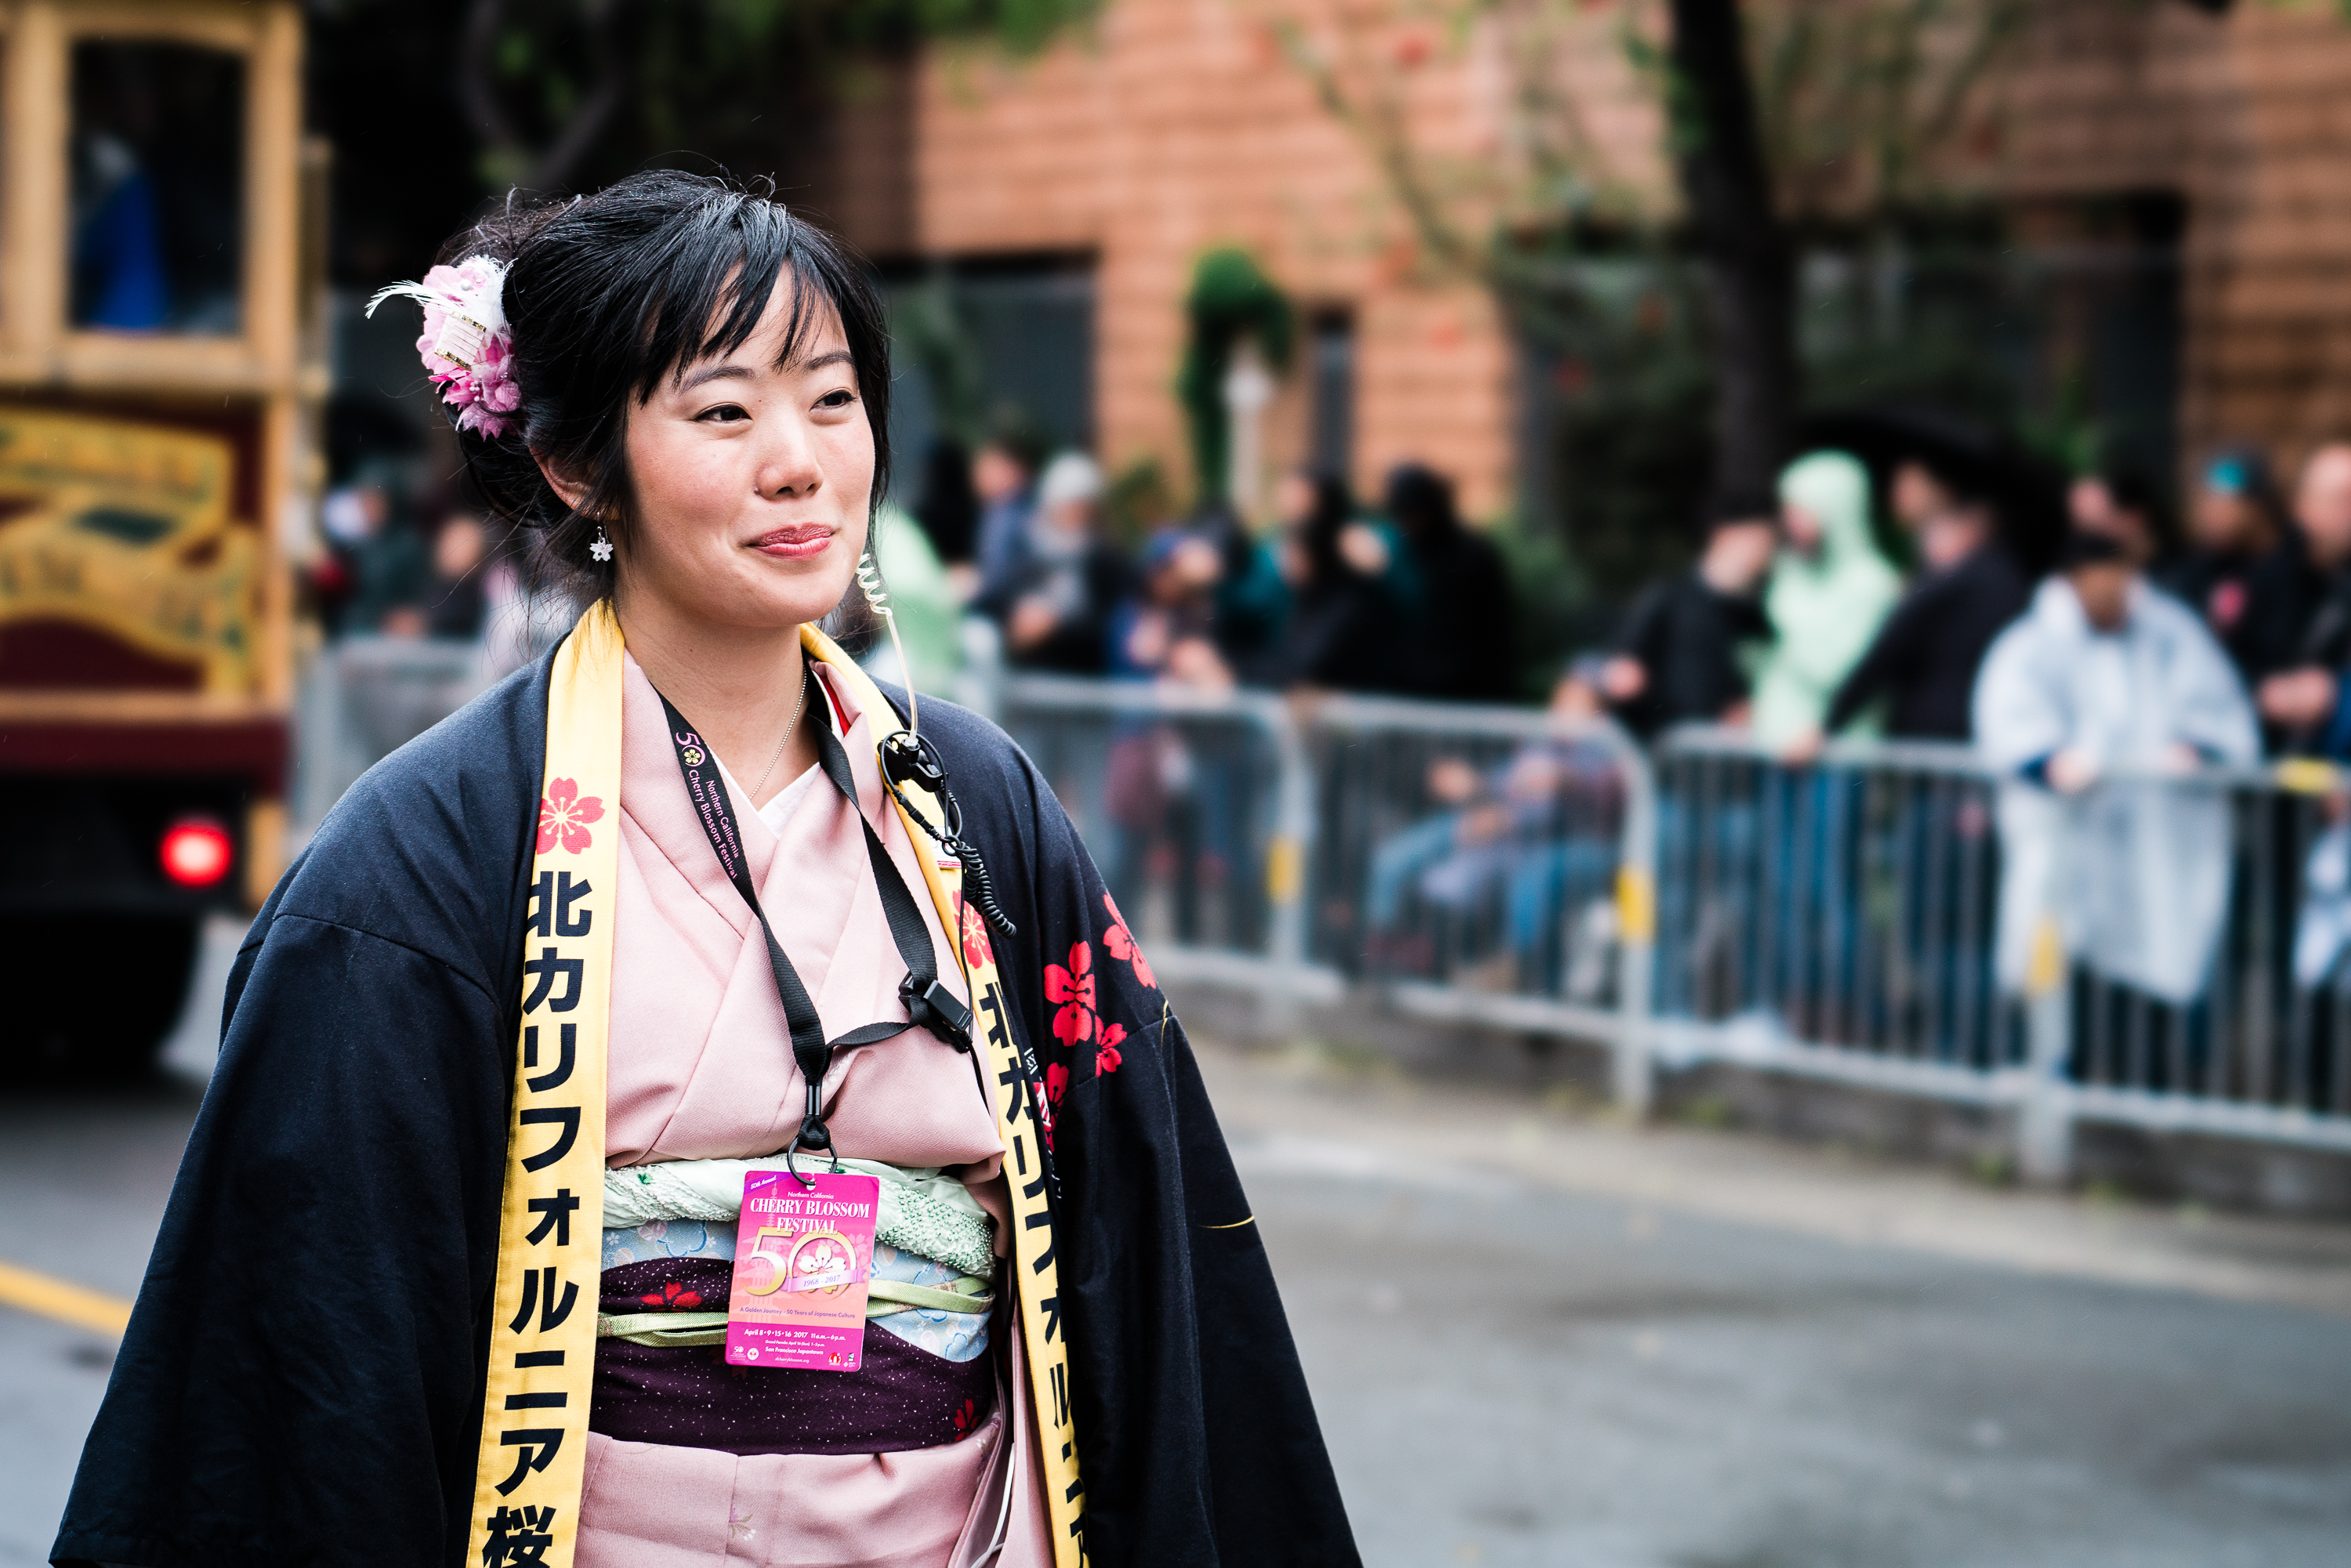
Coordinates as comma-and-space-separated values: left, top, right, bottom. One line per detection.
755, 417, 823, 499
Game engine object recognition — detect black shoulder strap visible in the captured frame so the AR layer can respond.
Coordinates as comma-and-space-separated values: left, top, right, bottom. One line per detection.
806, 717, 975, 1057
655, 674, 972, 1166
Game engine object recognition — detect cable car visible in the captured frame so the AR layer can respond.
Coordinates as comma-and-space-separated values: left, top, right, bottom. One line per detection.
0, 0, 320, 1072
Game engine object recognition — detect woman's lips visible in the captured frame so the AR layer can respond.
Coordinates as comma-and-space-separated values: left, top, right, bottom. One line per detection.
751, 524, 835, 560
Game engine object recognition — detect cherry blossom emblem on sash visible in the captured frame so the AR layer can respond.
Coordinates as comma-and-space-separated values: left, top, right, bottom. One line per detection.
538, 779, 604, 854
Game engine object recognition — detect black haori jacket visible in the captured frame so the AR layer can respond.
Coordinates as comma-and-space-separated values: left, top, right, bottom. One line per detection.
52, 646, 1357, 1568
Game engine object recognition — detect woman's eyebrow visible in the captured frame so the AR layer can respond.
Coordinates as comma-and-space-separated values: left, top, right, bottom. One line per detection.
791, 348, 854, 373
676, 363, 755, 392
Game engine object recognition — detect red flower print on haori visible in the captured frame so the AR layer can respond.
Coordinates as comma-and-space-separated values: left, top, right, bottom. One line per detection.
1045, 1062, 1069, 1105
640, 1280, 703, 1309
538, 777, 604, 854
960, 900, 993, 972
1045, 942, 1096, 1045
1042, 931, 1135, 1082
1102, 893, 1157, 990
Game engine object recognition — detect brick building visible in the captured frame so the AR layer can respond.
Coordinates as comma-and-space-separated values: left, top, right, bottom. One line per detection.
826, 1, 2351, 529
2006, 2, 2351, 476
831, 0, 1643, 523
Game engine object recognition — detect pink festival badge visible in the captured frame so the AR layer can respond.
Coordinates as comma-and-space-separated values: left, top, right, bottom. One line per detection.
724, 1169, 881, 1371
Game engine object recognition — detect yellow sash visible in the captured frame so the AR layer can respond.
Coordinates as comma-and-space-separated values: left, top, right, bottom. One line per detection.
465, 603, 620, 1563
465, 607, 1083, 1566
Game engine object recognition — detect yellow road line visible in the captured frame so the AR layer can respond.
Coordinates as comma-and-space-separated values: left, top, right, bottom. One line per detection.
0, 1260, 132, 1336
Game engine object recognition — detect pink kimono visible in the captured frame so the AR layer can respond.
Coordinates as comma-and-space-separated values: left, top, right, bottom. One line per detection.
579, 654, 1052, 1567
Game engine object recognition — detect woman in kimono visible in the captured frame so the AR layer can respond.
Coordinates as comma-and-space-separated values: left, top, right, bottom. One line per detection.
54, 172, 1355, 1568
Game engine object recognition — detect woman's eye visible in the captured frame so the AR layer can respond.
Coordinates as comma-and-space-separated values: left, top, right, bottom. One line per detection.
816, 389, 857, 410
697, 404, 750, 423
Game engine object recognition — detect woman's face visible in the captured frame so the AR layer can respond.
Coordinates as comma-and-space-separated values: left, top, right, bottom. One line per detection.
1781, 503, 1823, 552
1275, 472, 1316, 528
1889, 462, 1950, 531
610, 281, 873, 632
2193, 487, 2251, 551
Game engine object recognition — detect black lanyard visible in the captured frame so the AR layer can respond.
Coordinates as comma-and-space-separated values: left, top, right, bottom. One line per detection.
657, 671, 973, 1168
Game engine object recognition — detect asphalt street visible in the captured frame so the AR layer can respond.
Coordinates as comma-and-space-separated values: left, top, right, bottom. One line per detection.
1237, 1136, 2351, 1567
2, 921, 2349, 1566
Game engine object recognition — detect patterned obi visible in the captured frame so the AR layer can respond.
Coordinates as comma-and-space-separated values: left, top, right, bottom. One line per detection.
591, 1158, 1000, 1457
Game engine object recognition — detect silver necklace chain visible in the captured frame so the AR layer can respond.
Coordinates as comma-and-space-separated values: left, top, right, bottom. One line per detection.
748, 666, 811, 800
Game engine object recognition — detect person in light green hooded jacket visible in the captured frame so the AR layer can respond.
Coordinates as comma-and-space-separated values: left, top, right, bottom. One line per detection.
1751, 450, 1904, 747
857, 502, 965, 694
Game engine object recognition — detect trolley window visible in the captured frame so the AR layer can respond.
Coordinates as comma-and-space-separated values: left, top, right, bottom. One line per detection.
69, 41, 246, 335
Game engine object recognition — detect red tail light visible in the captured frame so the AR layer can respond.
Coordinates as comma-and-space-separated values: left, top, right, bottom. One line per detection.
160, 817, 234, 888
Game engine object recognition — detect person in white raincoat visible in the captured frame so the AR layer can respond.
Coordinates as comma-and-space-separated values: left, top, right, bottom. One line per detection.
1973, 532, 2257, 1009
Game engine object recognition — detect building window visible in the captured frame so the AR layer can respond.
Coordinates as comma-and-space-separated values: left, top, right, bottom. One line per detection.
884, 255, 1096, 515
1310, 309, 1354, 480
1802, 191, 2185, 493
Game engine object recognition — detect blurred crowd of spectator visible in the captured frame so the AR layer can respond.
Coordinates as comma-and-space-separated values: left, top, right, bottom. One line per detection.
310, 408, 2351, 788
306, 465, 552, 678
900, 412, 2351, 801
907, 424, 1519, 705
905, 422, 2351, 1042
1588, 434, 2351, 780
307, 465, 585, 679
886, 427, 1536, 958
302, 411, 2351, 1037
1588, 432, 2351, 1049
309, 422, 1536, 721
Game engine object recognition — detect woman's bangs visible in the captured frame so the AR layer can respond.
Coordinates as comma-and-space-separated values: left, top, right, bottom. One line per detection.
643, 244, 860, 398
632, 204, 795, 397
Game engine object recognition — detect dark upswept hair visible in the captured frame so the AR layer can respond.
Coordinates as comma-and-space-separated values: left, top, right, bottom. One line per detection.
1383, 462, 1458, 538
432, 170, 892, 604
1291, 465, 1356, 585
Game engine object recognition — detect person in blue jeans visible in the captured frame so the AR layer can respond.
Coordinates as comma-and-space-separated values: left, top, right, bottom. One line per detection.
1364, 672, 1625, 989
1603, 492, 1777, 1017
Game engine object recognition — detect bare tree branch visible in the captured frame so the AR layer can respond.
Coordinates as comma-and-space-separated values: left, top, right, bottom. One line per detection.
1270, 16, 1486, 284
461, 0, 526, 182
459, 0, 632, 195
527, 0, 629, 191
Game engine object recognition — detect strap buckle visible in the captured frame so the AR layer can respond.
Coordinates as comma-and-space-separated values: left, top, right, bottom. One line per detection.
902, 973, 974, 1053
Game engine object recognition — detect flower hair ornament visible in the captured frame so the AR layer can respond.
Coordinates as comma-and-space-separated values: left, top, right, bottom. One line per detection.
365, 256, 521, 439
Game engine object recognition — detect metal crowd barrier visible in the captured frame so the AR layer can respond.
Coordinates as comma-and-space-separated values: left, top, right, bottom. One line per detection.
1293, 692, 1657, 1109
1002, 676, 1659, 1106
1649, 729, 2016, 1082
1007, 680, 2351, 1175
998, 675, 1324, 1008
1650, 727, 2351, 1175
293, 636, 491, 835
295, 648, 2351, 1175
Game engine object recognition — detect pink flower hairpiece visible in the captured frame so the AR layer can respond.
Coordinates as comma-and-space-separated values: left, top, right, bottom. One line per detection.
365, 255, 522, 440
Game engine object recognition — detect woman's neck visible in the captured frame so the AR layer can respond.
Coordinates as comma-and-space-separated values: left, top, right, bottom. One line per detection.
614, 587, 820, 807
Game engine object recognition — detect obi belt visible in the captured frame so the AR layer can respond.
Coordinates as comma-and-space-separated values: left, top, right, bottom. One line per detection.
592, 1157, 998, 1455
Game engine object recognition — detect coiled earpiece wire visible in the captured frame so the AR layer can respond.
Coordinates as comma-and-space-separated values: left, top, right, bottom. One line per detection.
859, 545, 1017, 937
857, 549, 916, 740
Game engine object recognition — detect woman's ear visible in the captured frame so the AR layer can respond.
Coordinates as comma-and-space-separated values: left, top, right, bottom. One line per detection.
534, 451, 594, 516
